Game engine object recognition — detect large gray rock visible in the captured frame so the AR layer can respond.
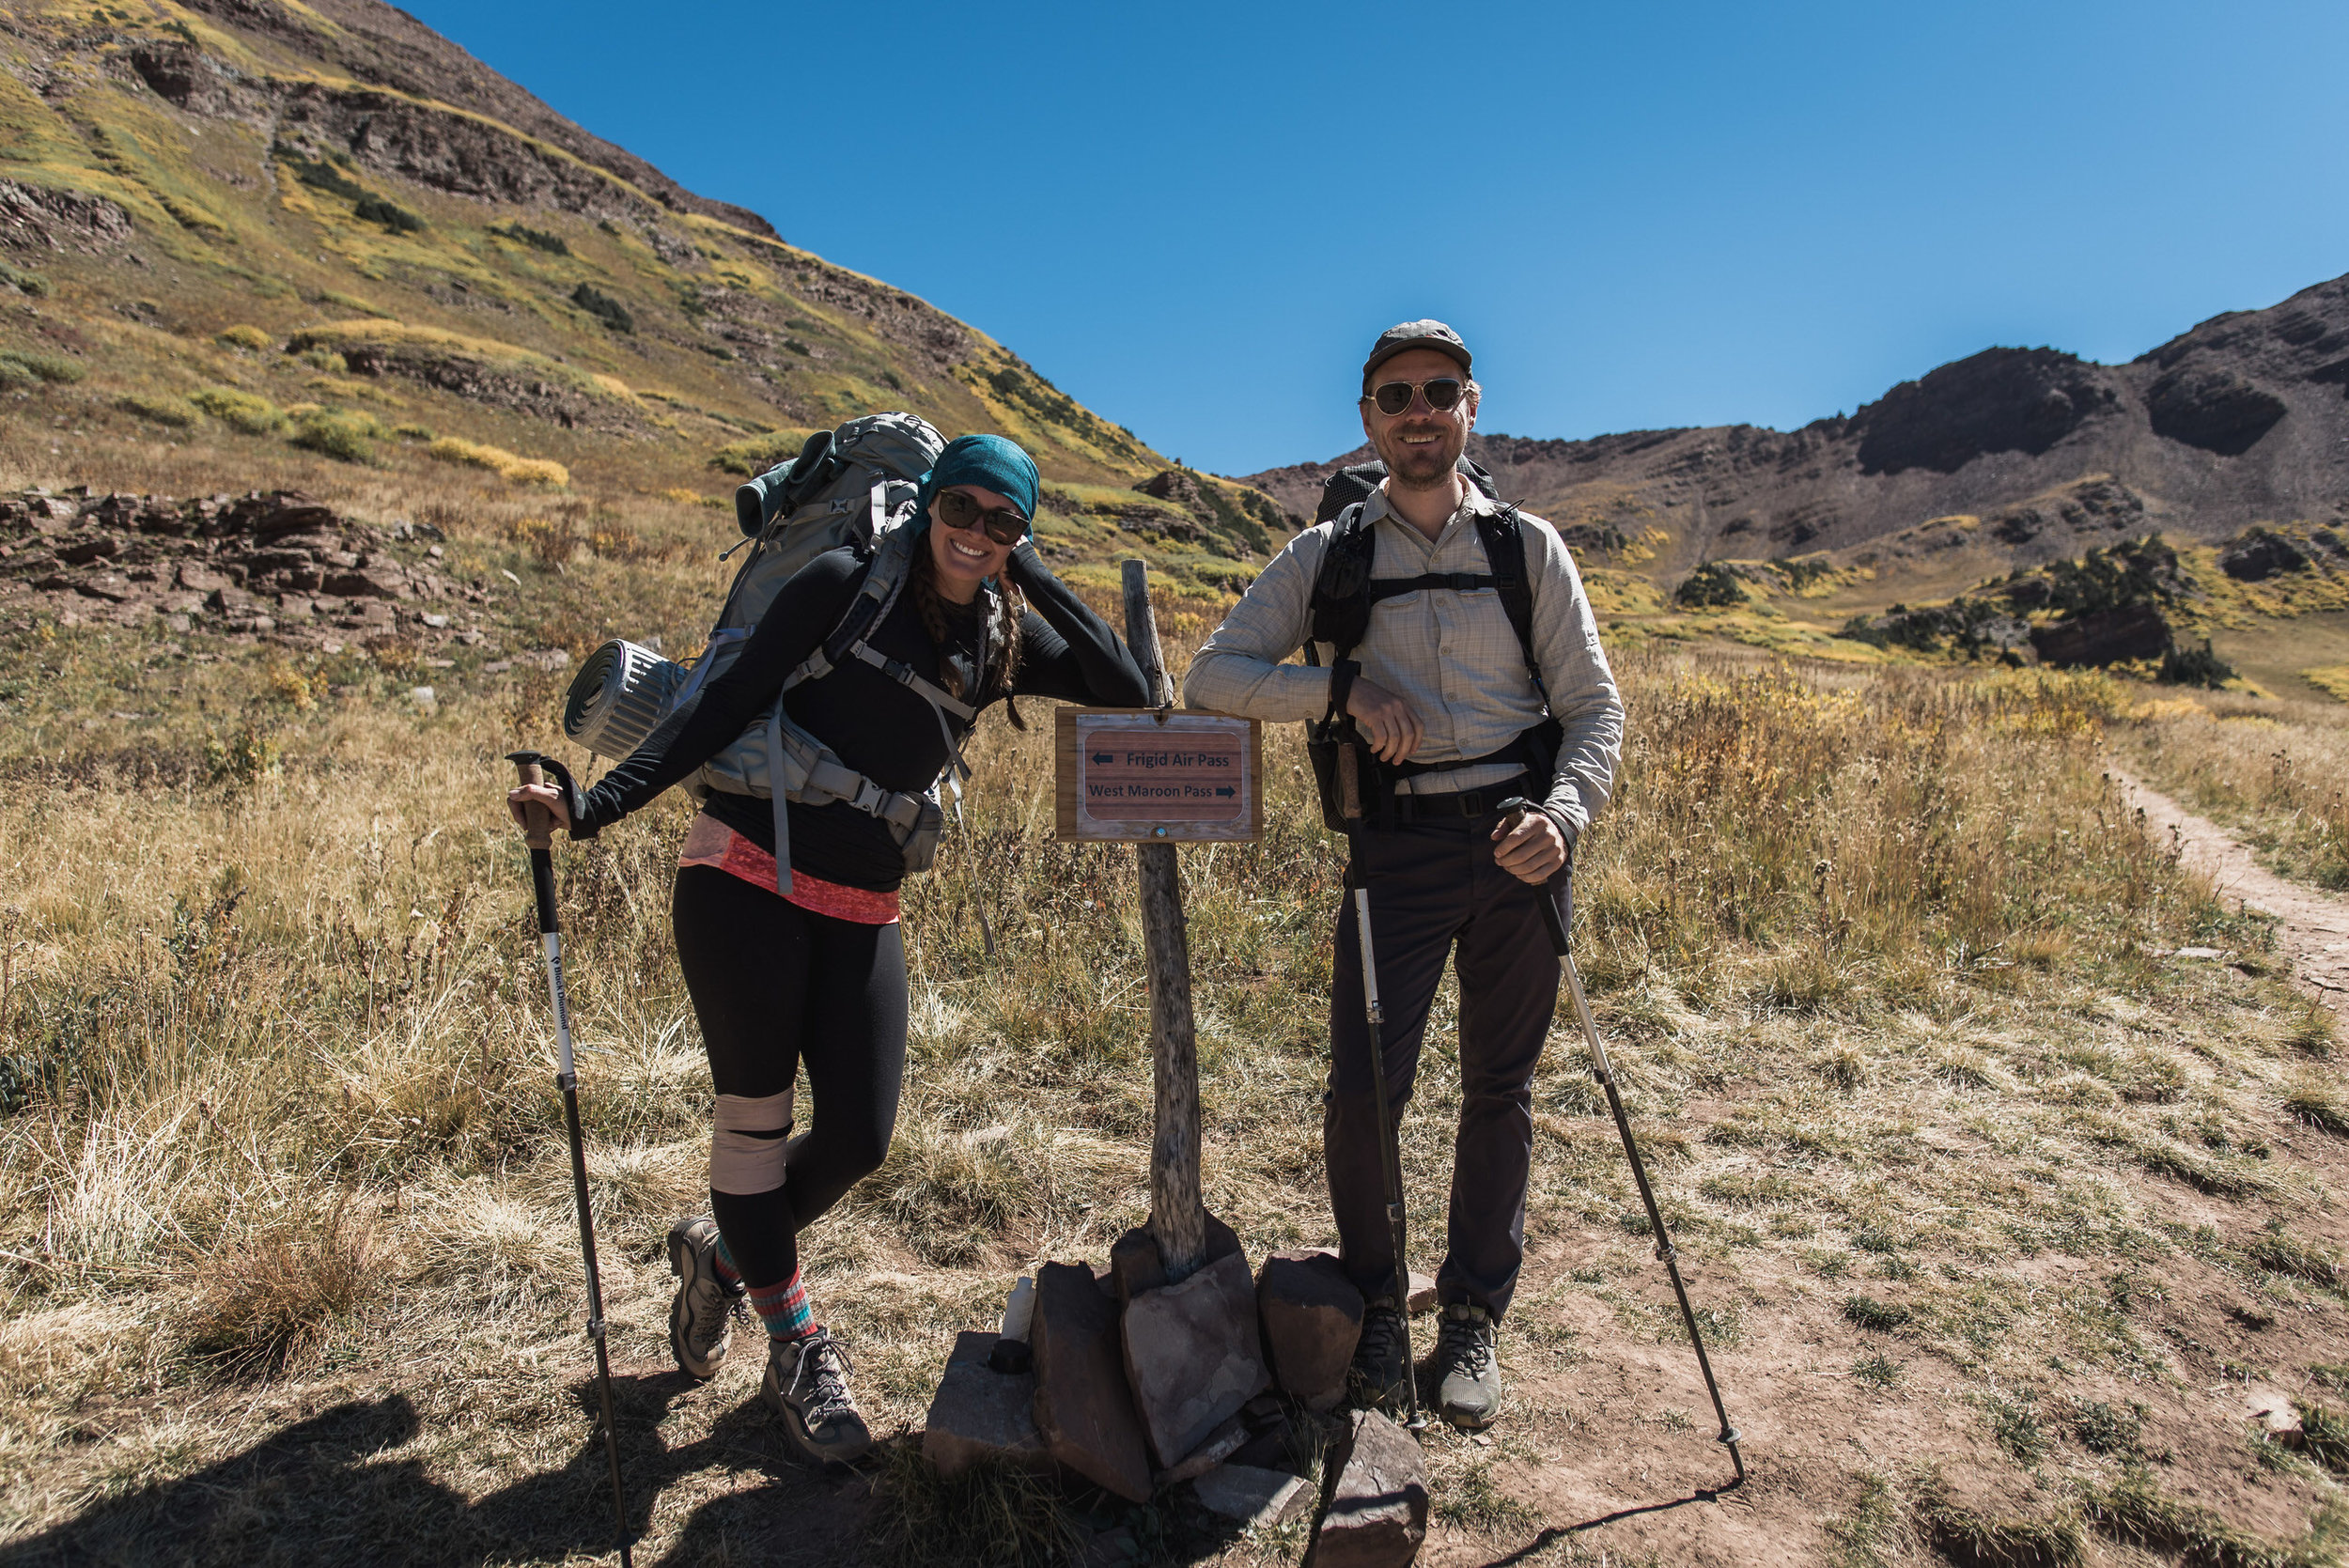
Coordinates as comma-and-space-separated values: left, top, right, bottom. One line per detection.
923, 1330, 1050, 1479
1196, 1463, 1315, 1529
1030, 1261, 1152, 1502
1257, 1250, 1363, 1413
1122, 1249, 1269, 1468
1307, 1410, 1428, 1567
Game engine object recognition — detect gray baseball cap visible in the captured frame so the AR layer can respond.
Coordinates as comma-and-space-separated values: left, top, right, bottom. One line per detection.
1362, 319, 1472, 388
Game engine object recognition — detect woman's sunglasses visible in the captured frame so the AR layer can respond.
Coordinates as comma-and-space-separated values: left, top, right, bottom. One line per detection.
936, 488, 1029, 547
1366, 377, 1467, 416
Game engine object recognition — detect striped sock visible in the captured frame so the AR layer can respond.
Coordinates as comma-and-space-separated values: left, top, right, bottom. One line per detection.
745, 1269, 814, 1342
712, 1235, 742, 1288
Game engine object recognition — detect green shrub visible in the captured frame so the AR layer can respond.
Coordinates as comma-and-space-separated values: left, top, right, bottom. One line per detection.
216, 324, 272, 351
570, 283, 633, 334
390, 423, 435, 442
355, 195, 425, 234
0, 349, 84, 385
497, 222, 568, 256
190, 386, 284, 434
277, 146, 366, 201
1675, 562, 1748, 609
2159, 638, 2237, 688
0, 259, 47, 298
116, 392, 198, 428
287, 407, 380, 464
709, 427, 818, 476
297, 347, 349, 374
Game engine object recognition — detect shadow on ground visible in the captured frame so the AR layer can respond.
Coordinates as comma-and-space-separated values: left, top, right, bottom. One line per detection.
0, 1370, 869, 1567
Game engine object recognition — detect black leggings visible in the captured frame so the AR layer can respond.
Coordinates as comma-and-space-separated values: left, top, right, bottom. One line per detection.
671, 866, 909, 1292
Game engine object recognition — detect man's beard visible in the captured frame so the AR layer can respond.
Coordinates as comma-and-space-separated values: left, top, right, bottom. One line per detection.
1377, 422, 1464, 489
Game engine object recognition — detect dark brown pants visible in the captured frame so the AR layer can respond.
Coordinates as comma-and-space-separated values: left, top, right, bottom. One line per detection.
1325, 810, 1562, 1324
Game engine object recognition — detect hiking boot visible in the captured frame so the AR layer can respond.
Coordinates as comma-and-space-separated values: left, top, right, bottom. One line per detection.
1348, 1301, 1411, 1414
1435, 1302, 1501, 1430
762, 1327, 873, 1467
665, 1217, 740, 1380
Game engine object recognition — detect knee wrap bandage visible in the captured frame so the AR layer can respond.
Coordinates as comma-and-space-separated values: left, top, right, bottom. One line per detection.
708, 1089, 794, 1194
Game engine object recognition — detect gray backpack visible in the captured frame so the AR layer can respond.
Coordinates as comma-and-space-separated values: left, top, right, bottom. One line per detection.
564, 411, 993, 894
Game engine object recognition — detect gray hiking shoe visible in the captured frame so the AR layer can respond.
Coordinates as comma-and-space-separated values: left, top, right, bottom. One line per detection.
1435, 1302, 1501, 1430
1348, 1302, 1411, 1414
762, 1327, 873, 1467
666, 1217, 741, 1380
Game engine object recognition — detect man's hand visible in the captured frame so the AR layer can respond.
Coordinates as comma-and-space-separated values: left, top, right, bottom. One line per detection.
1491, 807, 1568, 885
1344, 675, 1423, 764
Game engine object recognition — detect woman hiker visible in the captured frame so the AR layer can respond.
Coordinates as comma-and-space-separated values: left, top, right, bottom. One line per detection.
506, 434, 1148, 1466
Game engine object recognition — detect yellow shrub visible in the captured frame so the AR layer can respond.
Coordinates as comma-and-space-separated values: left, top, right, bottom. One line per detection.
116, 392, 197, 428
188, 386, 284, 435
426, 436, 567, 488
216, 324, 272, 351
427, 436, 507, 473
502, 458, 569, 488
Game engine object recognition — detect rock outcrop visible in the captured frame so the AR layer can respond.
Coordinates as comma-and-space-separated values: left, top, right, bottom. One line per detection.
0, 488, 491, 652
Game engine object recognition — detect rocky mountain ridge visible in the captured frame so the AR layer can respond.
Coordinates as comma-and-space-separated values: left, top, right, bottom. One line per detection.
1245, 272, 2349, 584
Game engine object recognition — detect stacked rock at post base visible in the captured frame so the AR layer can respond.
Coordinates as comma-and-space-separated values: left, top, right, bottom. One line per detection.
923, 1331, 1050, 1479
1121, 1240, 1269, 1469
1196, 1463, 1315, 1529
1307, 1409, 1429, 1567
1030, 1261, 1153, 1502
1257, 1250, 1364, 1412
1108, 1212, 1243, 1304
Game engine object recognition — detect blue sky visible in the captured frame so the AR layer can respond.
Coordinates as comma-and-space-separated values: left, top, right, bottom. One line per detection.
402, 1, 2349, 476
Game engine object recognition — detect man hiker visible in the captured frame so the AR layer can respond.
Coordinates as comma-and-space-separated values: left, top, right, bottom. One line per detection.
1183, 320, 1625, 1429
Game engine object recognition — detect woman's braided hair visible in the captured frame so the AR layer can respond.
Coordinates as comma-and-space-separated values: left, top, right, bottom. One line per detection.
910, 542, 1026, 730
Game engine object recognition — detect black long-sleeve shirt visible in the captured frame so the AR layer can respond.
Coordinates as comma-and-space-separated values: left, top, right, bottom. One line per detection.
574, 536, 1147, 890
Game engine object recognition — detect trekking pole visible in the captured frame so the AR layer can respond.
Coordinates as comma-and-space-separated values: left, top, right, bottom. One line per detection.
1499, 797, 1745, 1489
507, 751, 636, 1564
1341, 746, 1427, 1433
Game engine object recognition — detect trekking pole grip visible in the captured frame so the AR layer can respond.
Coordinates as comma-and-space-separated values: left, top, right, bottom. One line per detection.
1498, 798, 1570, 956
509, 752, 556, 851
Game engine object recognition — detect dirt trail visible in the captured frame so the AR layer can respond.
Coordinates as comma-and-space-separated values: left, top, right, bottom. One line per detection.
2112, 767, 2349, 1010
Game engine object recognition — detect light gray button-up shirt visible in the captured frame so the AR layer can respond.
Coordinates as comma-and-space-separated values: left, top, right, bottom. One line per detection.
1182, 480, 1625, 838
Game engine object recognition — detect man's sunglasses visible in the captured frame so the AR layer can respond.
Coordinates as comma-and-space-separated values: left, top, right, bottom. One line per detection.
1365, 377, 1467, 416
936, 488, 1029, 546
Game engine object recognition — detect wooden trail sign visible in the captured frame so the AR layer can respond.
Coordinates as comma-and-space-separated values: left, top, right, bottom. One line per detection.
1053, 710, 1262, 842
1093, 559, 1268, 1281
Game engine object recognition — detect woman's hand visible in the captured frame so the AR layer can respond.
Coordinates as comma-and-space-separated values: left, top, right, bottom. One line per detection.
1004, 537, 1049, 587
507, 782, 571, 834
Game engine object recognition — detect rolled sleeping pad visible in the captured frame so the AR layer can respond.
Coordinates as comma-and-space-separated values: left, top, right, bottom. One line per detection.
563, 639, 689, 758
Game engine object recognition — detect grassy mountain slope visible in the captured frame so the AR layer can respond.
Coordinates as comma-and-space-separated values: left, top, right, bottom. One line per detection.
0, 0, 1286, 601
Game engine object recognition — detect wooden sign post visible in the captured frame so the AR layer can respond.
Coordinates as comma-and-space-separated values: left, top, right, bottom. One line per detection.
1051, 561, 1263, 1282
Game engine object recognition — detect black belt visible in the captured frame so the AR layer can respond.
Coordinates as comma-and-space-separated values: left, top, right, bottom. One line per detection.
1392, 772, 1532, 820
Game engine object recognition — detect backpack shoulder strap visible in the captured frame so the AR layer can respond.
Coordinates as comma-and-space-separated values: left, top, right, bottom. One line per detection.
1306, 502, 1377, 666
1475, 504, 1544, 693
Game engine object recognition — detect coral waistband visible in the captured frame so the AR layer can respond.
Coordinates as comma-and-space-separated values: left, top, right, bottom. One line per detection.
677, 813, 901, 925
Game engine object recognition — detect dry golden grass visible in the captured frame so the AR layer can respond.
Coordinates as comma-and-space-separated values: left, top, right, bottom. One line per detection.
2, 481, 2347, 1560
